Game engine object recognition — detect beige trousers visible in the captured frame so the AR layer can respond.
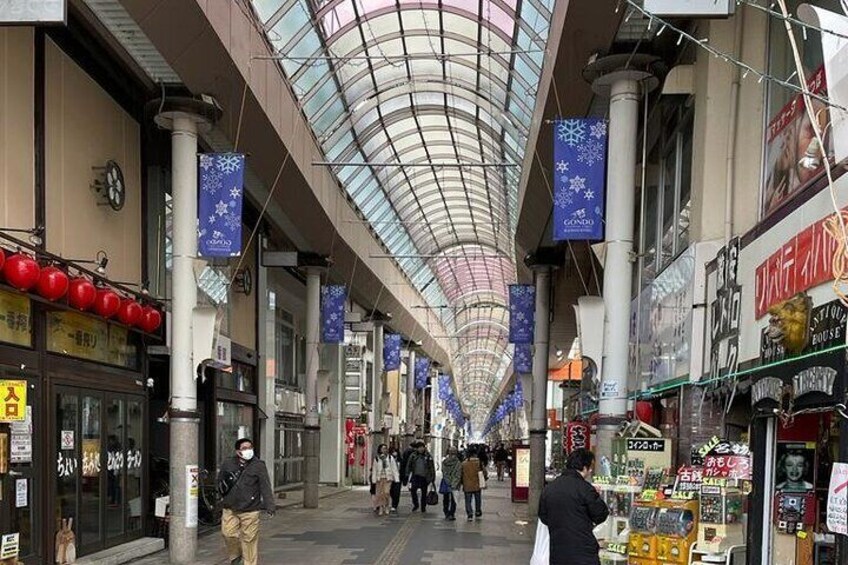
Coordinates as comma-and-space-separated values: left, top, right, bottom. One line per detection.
222, 508, 260, 565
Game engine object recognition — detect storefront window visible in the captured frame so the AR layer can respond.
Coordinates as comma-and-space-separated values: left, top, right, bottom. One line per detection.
762, 0, 839, 217
276, 322, 296, 386
217, 362, 256, 393
216, 402, 254, 471
56, 394, 78, 539
125, 400, 143, 533
274, 416, 304, 489
80, 396, 101, 550
105, 398, 124, 541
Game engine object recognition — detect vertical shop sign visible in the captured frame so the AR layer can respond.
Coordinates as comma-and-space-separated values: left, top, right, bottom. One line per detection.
514, 343, 532, 373
320, 285, 347, 343
565, 421, 590, 455
383, 333, 401, 371
186, 465, 199, 528
552, 118, 607, 241
708, 238, 741, 384
826, 462, 848, 535
198, 153, 245, 257
509, 285, 536, 344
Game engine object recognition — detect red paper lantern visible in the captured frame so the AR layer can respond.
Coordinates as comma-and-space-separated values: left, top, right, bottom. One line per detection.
3, 253, 40, 291
37, 266, 69, 301
139, 306, 162, 333
68, 278, 97, 311
94, 288, 121, 318
635, 400, 654, 423
117, 298, 142, 326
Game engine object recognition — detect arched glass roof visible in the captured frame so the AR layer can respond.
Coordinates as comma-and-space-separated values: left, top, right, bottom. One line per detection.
250, 0, 555, 430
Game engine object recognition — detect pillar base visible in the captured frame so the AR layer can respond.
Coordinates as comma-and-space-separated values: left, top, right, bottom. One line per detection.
528, 429, 547, 519
169, 415, 199, 564
303, 426, 321, 508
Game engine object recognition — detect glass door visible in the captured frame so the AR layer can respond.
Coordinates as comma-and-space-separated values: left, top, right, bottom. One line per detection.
54, 388, 145, 557
0, 374, 40, 562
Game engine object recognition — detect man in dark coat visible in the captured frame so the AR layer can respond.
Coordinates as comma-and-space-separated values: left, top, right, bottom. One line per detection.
538, 448, 609, 565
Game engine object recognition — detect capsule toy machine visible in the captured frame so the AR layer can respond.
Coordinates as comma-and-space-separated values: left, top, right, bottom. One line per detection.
655, 499, 698, 564
697, 480, 746, 553
628, 499, 661, 565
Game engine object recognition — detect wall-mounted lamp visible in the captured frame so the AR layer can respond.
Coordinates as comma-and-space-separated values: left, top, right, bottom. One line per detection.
0, 226, 44, 246
65, 250, 109, 275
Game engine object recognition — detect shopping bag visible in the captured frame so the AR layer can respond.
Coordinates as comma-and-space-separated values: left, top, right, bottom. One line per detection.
439, 478, 451, 494
529, 519, 549, 565
478, 470, 487, 490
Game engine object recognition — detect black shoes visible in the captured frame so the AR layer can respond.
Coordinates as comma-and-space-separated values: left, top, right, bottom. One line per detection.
412, 505, 419, 512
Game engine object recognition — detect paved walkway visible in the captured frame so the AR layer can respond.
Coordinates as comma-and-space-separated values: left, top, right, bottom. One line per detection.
132, 478, 534, 564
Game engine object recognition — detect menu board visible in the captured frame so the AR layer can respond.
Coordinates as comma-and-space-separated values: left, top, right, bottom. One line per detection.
0, 289, 31, 347
514, 446, 530, 488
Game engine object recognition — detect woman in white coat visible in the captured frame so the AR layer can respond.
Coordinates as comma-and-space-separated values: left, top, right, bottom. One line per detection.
371, 443, 400, 516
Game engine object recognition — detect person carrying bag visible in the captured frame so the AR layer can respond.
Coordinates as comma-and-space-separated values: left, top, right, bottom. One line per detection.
460, 446, 488, 521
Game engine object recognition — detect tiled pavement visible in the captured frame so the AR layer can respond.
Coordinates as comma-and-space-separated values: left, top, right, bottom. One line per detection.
131, 476, 534, 564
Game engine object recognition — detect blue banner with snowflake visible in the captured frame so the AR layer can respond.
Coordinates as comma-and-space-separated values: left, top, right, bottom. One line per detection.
509, 284, 536, 344
414, 356, 431, 390
198, 153, 245, 257
320, 285, 347, 343
514, 343, 532, 373
383, 333, 401, 371
553, 118, 607, 241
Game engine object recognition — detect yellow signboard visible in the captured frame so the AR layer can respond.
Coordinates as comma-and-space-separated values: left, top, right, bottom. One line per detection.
0, 380, 27, 422
46, 311, 134, 367
0, 289, 31, 347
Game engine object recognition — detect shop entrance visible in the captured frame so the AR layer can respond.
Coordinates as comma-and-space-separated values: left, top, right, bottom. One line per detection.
0, 372, 40, 563
53, 387, 145, 556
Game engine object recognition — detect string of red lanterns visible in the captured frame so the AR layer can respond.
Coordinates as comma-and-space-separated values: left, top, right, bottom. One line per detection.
0, 246, 162, 333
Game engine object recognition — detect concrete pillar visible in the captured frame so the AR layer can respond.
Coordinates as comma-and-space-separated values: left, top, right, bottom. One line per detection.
372, 321, 384, 436
586, 57, 657, 468
405, 348, 416, 447
303, 267, 322, 508
528, 266, 552, 518
257, 235, 276, 487
153, 97, 220, 564
319, 344, 344, 484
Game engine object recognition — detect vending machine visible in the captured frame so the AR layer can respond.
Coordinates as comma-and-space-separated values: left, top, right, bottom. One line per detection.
655, 499, 698, 564
628, 500, 660, 565
697, 483, 746, 553
594, 482, 638, 543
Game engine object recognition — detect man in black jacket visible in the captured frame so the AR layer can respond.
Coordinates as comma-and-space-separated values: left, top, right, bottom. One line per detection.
219, 438, 275, 565
538, 448, 609, 565
405, 441, 436, 513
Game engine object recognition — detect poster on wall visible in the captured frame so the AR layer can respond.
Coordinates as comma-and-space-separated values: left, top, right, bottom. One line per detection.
514, 446, 530, 488
826, 462, 848, 535
775, 442, 816, 493
762, 67, 831, 218
186, 465, 199, 528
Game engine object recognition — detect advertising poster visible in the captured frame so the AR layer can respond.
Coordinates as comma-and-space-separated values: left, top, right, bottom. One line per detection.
763, 67, 831, 217
515, 446, 530, 488
775, 442, 816, 493
826, 462, 848, 535
186, 465, 199, 528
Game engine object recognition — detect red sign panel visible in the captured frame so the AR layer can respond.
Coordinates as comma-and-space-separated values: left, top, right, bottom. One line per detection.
703, 454, 752, 480
565, 422, 590, 455
754, 210, 844, 319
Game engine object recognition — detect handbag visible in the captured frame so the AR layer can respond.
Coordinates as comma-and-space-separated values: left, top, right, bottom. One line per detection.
529, 519, 550, 565
426, 485, 439, 506
478, 463, 487, 490
438, 478, 451, 495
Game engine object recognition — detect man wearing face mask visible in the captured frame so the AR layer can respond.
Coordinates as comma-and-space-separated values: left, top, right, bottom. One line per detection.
218, 438, 275, 565
538, 448, 609, 565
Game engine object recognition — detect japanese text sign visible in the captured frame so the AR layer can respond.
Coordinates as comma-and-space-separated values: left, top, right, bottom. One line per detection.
703, 454, 751, 480
0, 380, 26, 422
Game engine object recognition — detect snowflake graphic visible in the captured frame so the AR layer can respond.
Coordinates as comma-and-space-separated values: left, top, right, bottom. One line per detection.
560, 175, 569, 184
557, 119, 586, 147
208, 215, 216, 224
569, 176, 586, 192
590, 121, 607, 140
577, 140, 604, 167
330, 286, 346, 297
201, 169, 223, 194
215, 200, 230, 216
584, 189, 596, 200
554, 189, 573, 209
556, 160, 569, 173
229, 187, 242, 199
216, 154, 242, 174
223, 213, 241, 231
199, 154, 215, 171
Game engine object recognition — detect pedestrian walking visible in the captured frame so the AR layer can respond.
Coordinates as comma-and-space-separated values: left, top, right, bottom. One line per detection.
218, 438, 275, 565
371, 443, 400, 516
537, 448, 609, 565
439, 446, 462, 520
405, 441, 436, 513
460, 446, 488, 521
388, 445, 402, 513
493, 442, 509, 481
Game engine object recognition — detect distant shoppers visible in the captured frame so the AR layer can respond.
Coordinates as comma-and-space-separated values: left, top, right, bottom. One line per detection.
388, 445, 402, 512
460, 446, 488, 521
218, 438, 275, 565
440, 446, 462, 520
406, 441, 436, 513
493, 442, 509, 481
538, 448, 609, 565
478, 444, 490, 469
371, 443, 400, 516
